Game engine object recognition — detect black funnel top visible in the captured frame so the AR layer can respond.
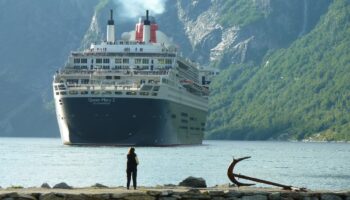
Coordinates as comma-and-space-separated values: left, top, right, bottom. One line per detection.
108, 9, 114, 25
144, 10, 150, 25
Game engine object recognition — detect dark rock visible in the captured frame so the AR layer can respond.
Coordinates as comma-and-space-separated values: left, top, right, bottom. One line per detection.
159, 197, 178, 200
89, 194, 110, 200
52, 182, 72, 189
224, 190, 243, 198
0, 192, 36, 200
40, 193, 64, 200
41, 183, 51, 189
321, 194, 342, 200
91, 183, 108, 188
241, 195, 268, 200
178, 176, 207, 188
269, 192, 281, 200
146, 190, 161, 196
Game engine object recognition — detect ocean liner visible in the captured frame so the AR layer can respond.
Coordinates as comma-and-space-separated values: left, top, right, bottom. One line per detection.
53, 10, 218, 145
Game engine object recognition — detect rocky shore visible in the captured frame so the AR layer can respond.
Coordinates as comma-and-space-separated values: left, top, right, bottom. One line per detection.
1, 185, 349, 200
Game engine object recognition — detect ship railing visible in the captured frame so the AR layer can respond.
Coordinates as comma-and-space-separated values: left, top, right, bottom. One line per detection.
58, 69, 170, 77
64, 83, 141, 91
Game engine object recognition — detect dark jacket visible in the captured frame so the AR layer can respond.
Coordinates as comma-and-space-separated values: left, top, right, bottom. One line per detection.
127, 153, 138, 171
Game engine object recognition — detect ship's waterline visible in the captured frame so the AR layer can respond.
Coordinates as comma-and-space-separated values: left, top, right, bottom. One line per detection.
56, 97, 206, 145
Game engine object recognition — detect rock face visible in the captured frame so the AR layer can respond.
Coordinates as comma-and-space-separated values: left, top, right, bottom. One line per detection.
178, 176, 207, 188
41, 183, 51, 189
0, 0, 98, 138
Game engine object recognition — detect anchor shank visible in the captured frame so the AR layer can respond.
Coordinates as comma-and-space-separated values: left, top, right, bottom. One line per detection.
233, 173, 292, 189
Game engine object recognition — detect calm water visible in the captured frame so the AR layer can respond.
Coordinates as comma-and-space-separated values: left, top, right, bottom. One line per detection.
0, 137, 349, 190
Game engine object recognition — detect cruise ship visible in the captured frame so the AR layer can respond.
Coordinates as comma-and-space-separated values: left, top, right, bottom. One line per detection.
53, 10, 218, 146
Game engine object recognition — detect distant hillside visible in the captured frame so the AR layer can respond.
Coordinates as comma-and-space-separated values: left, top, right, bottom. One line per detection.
206, 0, 350, 141
0, 0, 97, 137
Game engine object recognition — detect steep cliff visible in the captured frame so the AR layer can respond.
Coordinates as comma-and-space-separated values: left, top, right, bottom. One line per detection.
0, 0, 97, 137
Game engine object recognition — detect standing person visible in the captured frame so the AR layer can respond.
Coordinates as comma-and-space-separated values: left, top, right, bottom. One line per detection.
126, 147, 139, 189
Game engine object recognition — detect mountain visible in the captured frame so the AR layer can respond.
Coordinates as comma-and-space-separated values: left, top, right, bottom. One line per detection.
206, 0, 350, 141
0, 0, 98, 137
0, 0, 349, 141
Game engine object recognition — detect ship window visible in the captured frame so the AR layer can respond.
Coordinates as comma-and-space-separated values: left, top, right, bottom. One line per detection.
115, 91, 123, 95
60, 92, 67, 95
81, 79, 89, 84
103, 65, 110, 69
123, 58, 129, 64
73, 65, 80, 69
115, 58, 122, 64
181, 119, 188, 123
81, 91, 88, 95
69, 91, 78, 95
81, 66, 88, 69
158, 59, 165, 64
74, 58, 80, 63
141, 85, 152, 91
81, 58, 87, 63
151, 93, 157, 96
181, 112, 188, 117
165, 59, 173, 64
91, 91, 100, 95
103, 58, 110, 63
114, 76, 121, 79
126, 91, 137, 95
142, 59, 149, 64
115, 65, 122, 69
102, 91, 112, 95
201, 122, 205, 126
106, 76, 112, 79
55, 92, 59, 95
67, 79, 78, 84
140, 48, 143, 52
96, 58, 102, 63
171, 114, 176, 119
153, 86, 160, 91
201, 128, 205, 131
180, 126, 188, 130
140, 92, 149, 96
135, 58, 142, 64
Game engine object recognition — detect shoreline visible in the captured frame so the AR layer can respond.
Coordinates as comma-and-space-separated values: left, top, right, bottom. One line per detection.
1, 186, 349, 200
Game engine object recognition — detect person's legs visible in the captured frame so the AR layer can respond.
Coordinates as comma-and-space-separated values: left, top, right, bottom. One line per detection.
126, 170, 131, 189
132, 170, 137, 189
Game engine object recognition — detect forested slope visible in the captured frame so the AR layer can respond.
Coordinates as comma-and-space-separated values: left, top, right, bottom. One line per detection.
207, 0, 350, 141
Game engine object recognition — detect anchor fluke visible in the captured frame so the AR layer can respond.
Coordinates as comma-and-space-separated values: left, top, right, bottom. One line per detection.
227, 156, 306, 191
227, 156, 255, 187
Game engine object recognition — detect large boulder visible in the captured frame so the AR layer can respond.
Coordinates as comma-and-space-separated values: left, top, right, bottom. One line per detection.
178, 176, 207, 188
53, 182, 72, 189
41, 183, 51, 188
91, 183, 108, 188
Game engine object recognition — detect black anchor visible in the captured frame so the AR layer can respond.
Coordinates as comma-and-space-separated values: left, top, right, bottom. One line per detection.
227, 156, 307, 191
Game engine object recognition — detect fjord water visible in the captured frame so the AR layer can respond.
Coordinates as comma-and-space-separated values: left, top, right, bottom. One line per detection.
0, 138, 349, 190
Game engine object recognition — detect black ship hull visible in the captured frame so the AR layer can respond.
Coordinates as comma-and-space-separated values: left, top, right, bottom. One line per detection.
56, 97, 206, 146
